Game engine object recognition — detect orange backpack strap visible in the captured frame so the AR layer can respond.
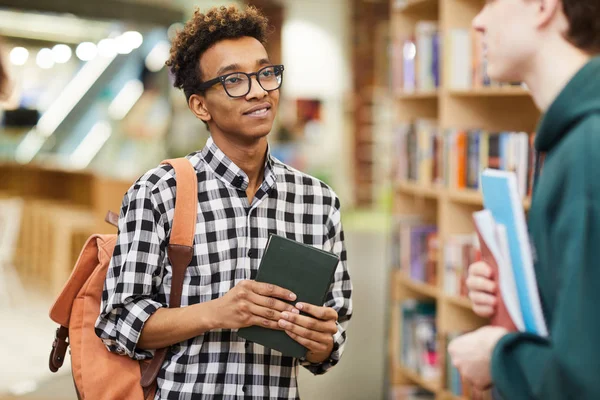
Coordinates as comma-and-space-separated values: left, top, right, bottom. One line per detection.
140, 157, 198, 389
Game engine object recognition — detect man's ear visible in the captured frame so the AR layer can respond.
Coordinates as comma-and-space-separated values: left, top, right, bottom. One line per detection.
536, 0, 563, 29
189, 94, 212, 124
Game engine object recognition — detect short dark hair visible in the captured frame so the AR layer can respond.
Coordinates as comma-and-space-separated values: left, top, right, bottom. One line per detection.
166, 5, 270, 101
563, 0, 600, 54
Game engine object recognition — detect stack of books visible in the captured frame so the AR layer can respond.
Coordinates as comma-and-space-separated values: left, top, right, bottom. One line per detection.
390, 215, 438, 286
400, 300, 439, 380
391, 21, 440, 94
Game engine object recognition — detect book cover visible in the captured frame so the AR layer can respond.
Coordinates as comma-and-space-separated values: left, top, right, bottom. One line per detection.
479, 169, 548, 336
237, 234, 340, 358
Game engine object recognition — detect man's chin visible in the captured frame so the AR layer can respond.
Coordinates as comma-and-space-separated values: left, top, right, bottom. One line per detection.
487, 64, 522, 85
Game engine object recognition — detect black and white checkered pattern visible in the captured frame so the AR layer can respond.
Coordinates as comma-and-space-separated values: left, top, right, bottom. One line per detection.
95, 137, 353, 399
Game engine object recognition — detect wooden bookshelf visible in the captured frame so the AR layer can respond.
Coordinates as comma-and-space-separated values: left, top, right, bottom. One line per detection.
397, 270, 439, 299
396, 90, 440, 99
445, 294, 473, 311
448, 87, 531, 97
388, 0, 541, 399
398, 364, 441, 393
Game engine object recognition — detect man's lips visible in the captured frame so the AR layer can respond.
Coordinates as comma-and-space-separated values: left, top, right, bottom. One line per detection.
243, 103, 272, 116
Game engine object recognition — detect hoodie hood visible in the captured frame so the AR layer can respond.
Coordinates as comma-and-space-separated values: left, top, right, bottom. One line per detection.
535, 56, 600, 152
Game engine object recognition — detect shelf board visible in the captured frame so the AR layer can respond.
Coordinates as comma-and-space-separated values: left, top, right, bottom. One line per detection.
396, 181, 441, 199
393, 0, 438, 13
397, 364, 440, 393
445, 294, 473, 310
396, 90, 439, 99
446, 188, 482, 206
440, 390, 466, 400
448, 86, 531, 97
446, 187, 531, 210
397, 271, 439, 298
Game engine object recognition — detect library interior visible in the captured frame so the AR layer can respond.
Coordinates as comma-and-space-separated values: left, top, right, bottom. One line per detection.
0, 0, 591, 399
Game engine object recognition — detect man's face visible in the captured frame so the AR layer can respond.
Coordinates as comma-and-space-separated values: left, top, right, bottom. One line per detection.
473, 0, 540, 82
194, 36, 280, 142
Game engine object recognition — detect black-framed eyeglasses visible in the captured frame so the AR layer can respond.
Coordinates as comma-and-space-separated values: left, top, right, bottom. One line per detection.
197, 65, 285, 98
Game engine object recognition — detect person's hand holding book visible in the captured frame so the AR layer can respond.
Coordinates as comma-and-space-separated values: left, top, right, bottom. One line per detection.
211, 280, 299, 330
278, 302, 338, 363
466, 261, 498, 318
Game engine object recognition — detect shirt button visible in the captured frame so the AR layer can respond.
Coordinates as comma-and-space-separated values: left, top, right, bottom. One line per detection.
242, 386, 247, 393
247, 249, 254, 258
245, 341, 250, 349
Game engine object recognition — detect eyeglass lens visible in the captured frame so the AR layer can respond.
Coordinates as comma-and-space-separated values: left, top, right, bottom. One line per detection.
222, 66, 282, 97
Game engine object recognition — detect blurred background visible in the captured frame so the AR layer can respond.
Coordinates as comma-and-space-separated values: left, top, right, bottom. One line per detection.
0, 1, 393, 399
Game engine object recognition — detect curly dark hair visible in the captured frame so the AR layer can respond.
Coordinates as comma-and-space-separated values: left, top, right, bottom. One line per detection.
166, 5, 270, 101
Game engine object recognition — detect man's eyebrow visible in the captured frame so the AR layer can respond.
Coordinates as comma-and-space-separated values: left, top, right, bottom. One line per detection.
216, 59, 272, 76
216, 63, 242, 76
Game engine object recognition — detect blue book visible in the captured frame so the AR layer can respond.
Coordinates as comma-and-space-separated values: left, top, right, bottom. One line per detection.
480, 169, 548, 336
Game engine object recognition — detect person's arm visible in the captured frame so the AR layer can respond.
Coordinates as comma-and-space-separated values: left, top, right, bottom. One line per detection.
94, 181, 170, 359
300, 198, 353, 375
491, 198, 600, 399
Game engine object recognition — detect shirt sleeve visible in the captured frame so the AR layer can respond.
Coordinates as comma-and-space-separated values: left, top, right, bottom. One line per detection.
491, 199, 600, 399
301, 197, 353, 375
94, 181, 168, 360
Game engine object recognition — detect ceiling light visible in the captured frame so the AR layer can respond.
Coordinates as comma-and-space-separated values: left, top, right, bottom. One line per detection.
52, 44, 72, 64
76, 42, 97, 61
36, 48, 54, 69
9, 47, 29, 66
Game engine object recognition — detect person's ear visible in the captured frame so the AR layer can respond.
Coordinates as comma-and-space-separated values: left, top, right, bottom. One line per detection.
189, 94, 212, 124
536, 0, 562, 29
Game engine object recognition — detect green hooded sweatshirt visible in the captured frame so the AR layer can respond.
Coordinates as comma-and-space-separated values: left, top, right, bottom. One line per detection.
491, 56, 600, 399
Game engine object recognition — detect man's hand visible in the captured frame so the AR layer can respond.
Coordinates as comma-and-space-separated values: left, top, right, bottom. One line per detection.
448, 326, 508, 390
211, 280, 298, 331
466, 262, 498, 318
277, 302, 338, 363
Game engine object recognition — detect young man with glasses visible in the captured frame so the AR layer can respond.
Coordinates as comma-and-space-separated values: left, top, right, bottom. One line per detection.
448, 0, 600, 399
95, 5, 352, 399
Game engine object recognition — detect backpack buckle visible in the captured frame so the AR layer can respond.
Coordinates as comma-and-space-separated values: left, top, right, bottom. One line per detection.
49, 326, 69, 373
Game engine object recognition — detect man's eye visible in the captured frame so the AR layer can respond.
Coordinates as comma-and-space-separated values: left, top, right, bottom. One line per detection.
261, 70, 274, 78
225, 77, 242, 84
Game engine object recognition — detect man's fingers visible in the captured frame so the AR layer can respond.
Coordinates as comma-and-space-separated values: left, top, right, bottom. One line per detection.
251, 281, 297, 302
472, 305, 495, 318
469, 291, 497, 307
249, 291, 297, 313
466, 275, 496, 294
280, 311, 338, 334
251, 316, 284, 331
249, 303, 285, 322
280, 322, 332, 352
469, 262, 493, 278
295, 303, 338, 321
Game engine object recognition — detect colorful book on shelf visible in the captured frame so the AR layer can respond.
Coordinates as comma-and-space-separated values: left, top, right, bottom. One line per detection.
477, 169, 548, 336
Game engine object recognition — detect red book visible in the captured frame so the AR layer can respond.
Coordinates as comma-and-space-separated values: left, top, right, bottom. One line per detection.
473, 220, 518, 332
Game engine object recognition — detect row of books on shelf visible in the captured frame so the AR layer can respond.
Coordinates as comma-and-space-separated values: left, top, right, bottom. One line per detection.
390, 216, 481, 298
391, 215, 438, 285
390, 19, 524, 93
398, 300, 475, 397
391, 21, 440, 93
392, 120, 535, 197
389, 385, 434, 400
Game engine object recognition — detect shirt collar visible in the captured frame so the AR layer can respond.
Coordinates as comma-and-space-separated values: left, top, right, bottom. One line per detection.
199, 136, 276, 191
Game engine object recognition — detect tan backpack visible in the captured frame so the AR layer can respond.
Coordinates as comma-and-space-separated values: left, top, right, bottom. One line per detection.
48, 158, 198, 400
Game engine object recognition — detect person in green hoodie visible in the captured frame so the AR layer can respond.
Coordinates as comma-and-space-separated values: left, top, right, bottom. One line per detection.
448, 0, 600, 399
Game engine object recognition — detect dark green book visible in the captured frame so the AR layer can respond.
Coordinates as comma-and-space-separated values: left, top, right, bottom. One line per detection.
237, 234, 339, 358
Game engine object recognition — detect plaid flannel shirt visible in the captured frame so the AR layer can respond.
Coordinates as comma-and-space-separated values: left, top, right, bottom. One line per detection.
95, 137, 353, 399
